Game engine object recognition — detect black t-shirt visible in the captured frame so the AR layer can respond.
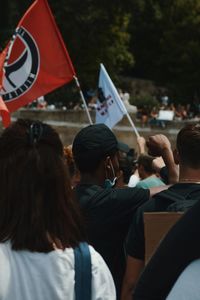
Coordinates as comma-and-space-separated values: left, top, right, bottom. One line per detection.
126, 183, 200, 261
133, 192, 200, 300
160, 166, 169, 184
74, 184, 149, 296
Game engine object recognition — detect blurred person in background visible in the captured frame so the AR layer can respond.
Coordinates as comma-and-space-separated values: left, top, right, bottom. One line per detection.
64, 144, 80, 188
136, 154, 165, 189
116, 142, 137, 188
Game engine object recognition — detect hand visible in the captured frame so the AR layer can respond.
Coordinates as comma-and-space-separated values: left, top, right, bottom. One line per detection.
137, 136, 146, 154
146, 134, 171, 157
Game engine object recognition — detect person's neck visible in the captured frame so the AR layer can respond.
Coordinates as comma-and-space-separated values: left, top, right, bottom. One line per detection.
179, 166, 200, 183
80, 173, 103, 185
142, 173, 155, 180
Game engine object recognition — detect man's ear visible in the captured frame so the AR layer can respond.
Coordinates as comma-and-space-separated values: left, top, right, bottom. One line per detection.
173, 149, 180, 165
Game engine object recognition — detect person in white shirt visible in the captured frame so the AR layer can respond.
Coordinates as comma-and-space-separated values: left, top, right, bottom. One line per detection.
166, 259, 200, 300
0, 119, 116, 300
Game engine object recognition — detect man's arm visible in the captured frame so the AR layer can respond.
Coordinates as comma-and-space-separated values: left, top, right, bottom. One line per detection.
121, 204, 148, 300
121, 256, 144, 300
137, 136, 146, 154
147, 134, 179, 184
149, 184, 170, 197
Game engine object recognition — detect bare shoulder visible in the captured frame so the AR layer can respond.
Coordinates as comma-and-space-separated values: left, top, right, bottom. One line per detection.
149, 184, 171, 197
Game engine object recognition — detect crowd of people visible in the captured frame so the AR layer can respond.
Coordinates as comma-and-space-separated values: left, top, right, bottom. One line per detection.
27, 93, 200, 131
0, 118, 199, 299
137, 101, 200, 128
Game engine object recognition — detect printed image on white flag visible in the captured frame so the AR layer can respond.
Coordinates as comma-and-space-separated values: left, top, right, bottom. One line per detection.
96, 64, 126, 129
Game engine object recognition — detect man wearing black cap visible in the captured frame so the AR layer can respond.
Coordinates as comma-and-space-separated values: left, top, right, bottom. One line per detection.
72, 124, 166, 298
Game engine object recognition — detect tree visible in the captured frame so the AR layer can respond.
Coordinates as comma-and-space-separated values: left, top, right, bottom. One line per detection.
129, 0, 200, 102
0, 1, 32, 48
157, 0, 200, 101
49, 0, 134, 88
1, 0, 134, 105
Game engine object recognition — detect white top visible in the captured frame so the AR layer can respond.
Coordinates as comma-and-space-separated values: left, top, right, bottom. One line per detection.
166, 259, 200, 300
0, 241, 116, 300
128, 174, 140, 188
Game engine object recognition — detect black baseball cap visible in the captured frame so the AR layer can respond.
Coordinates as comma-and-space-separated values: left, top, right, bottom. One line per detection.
118, 141, 130, 154
72, 124, 119, 160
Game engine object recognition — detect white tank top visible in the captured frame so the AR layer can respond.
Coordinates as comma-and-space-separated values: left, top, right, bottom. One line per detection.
0, 241, 116, 300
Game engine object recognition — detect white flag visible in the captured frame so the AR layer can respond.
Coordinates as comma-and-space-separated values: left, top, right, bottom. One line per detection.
96, 64, 126, 129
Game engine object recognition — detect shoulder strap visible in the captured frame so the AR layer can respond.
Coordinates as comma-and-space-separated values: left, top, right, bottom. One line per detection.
74, 242, 92, 300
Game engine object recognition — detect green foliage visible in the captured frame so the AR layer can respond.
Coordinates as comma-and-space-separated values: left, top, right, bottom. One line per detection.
157, 0, 200, 101
45, 81, 80, 107
129, 0, 200, 102
130, 94, 159, 110
49, 0, 134, 88
0, 1, 32, 47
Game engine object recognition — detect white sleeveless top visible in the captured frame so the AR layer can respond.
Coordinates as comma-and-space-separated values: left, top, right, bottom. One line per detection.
0, 241, 116, 300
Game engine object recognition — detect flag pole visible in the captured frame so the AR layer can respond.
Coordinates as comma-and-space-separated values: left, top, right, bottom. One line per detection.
124, 111, 140, 138
99, 63, 139, 137
118, 95, 140, 138
73, 76, 93, 125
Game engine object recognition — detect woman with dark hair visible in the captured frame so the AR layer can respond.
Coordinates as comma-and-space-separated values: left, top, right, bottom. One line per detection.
0, 119, 115, 300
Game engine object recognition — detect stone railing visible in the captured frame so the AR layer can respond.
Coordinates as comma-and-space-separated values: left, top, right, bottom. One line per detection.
4, 108, 198, 148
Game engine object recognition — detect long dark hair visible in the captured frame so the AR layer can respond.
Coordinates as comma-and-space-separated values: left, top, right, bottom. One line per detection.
0, 119, 84, 252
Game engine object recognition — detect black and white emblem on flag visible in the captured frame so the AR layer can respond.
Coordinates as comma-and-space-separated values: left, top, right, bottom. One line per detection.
0, 27, 40, 102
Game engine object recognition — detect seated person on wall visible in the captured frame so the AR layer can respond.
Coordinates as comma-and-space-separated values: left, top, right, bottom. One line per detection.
149, 106, 158, 127
133, 197, 200, 300
121, 124, 200, 300
140, 107, 149, 127
72, 124, 167, 299
136, 154, 165, 189
121, 92, 137, 113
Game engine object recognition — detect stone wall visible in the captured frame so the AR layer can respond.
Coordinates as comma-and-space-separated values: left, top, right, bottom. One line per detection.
6, 108, 197, 150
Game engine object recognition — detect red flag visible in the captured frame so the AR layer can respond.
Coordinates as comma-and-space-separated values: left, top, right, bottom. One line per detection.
0, 96, 10, 128
0, 0, 76, 121
0, 48, 11, 127
0, 47, 8, 90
